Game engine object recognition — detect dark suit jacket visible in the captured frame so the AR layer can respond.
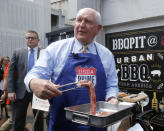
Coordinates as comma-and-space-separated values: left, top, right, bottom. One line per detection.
0, 64, 4, 81
7, 47, 40, 99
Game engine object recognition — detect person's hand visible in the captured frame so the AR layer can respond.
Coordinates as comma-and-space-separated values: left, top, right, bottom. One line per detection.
107, 97, 119, 105
30, 78, 62, 99
8, 92, 16, 102
1, 92, 7, 101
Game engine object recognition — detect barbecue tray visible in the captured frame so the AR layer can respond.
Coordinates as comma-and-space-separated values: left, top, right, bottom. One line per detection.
64, 101, 136, 128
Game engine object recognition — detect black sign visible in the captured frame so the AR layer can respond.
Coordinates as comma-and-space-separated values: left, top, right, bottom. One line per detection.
106, 26, 164, 92
46, 26, 74, 44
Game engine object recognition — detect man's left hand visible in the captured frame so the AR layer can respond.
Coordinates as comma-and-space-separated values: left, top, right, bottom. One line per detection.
107, 97, 118, 105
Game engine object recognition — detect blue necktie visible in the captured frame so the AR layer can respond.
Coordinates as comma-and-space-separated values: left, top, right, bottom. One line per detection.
28, 48, 34, 71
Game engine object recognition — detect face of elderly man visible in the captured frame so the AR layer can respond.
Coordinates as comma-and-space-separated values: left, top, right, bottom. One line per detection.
74, 8, 102, 45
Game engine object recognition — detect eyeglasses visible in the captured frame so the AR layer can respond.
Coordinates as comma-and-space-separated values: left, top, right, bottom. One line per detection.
26, 37, 38, 40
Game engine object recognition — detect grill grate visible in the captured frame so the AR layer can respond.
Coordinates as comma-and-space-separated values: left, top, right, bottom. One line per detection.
150, 114, 164, 126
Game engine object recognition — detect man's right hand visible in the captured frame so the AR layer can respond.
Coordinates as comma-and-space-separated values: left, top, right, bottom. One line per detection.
8, 92, 16, 102
1, 92, 7, 101
29, 78, 62, 99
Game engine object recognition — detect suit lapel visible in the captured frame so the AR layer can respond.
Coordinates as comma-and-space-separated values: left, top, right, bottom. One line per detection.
24, 48, 28, 72
37, 47, 40, 59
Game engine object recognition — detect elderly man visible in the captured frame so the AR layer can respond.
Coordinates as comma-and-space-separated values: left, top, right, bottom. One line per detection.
25, 8, 119, 131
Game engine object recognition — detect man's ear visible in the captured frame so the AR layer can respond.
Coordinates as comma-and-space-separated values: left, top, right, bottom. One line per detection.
95, 24, 102, 36
97, 24, 102, 32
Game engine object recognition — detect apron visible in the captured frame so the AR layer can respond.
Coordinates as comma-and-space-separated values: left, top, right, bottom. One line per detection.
49, 41, 107, 131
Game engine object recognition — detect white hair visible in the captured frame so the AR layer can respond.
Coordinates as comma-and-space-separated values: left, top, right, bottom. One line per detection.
77, 8, 102, 25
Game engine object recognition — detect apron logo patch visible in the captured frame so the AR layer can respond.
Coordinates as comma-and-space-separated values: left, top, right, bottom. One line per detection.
75, 66, 96, 86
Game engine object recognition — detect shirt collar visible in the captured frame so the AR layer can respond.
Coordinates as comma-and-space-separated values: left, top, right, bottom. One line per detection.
73, 38, 96, 54
28, 46, 38, 52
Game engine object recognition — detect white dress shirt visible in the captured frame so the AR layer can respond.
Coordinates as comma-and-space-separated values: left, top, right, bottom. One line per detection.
25, 37, 119, 100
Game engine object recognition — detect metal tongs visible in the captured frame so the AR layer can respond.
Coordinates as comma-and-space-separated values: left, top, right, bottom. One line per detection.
59, 82, 81, 93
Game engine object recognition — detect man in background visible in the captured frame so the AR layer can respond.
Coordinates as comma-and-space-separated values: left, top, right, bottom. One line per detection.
7, 30, 43, 131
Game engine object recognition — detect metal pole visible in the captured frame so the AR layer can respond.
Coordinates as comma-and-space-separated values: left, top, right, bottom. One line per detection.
31, 110, 40, 131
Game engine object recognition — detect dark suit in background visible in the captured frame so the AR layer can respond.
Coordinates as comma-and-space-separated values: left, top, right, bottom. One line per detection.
7, 30, 43, 131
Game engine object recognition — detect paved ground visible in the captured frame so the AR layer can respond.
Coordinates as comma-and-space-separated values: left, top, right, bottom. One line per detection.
0, 104, 34, 131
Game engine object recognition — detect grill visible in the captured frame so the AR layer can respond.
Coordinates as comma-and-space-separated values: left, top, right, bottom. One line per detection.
136, 110, 164, 131
150, 114, 164, 127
